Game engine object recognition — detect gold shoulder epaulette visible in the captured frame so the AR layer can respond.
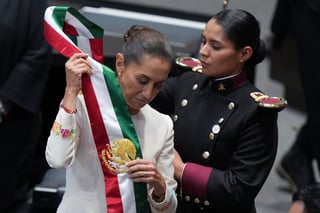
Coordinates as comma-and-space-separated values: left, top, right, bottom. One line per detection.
175, 56, 202, 72
250, 92, 288, 111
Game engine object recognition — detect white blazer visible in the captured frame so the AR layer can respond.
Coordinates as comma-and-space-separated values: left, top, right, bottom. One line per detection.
46, 94, 177, 213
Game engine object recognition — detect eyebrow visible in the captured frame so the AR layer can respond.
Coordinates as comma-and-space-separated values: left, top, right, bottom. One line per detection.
202, 36, 222, 46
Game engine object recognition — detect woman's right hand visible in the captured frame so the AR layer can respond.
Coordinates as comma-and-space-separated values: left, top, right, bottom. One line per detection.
62, 53, 92, 110
65, 53, 92, 95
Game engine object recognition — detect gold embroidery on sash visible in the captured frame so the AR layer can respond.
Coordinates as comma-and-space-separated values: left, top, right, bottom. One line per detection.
101, 138, 137, 173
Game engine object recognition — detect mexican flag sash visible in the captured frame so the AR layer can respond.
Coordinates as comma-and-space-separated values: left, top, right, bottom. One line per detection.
44, 6, 150, 213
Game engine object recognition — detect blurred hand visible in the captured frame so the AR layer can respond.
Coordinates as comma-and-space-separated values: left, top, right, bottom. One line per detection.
127, 159, 166, 198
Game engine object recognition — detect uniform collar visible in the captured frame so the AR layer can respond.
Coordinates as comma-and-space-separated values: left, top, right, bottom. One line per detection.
210, 71, 246, 95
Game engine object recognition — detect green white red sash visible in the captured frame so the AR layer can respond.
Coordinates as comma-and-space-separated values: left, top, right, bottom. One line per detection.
44, 6, 150, 213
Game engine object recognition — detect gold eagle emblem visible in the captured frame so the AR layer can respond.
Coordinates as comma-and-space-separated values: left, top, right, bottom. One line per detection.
101, 138, 137, 173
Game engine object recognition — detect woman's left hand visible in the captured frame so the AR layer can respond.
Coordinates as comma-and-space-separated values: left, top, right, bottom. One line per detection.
127, 159, 166, 199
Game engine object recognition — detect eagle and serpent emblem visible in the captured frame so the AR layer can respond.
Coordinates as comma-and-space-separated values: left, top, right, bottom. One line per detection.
101, 138, 137, 173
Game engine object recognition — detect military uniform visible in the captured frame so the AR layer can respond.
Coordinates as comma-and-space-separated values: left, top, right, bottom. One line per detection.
151, 69, 285, 213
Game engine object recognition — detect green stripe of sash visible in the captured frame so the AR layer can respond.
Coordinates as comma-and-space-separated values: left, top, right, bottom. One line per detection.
102, 65, 150, 213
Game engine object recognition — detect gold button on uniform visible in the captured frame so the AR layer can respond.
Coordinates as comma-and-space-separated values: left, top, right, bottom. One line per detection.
228, 102, 235, 110
173, 114, 178, 122
192, 84, 198, 90
209, 132, 215, 141
202, 151, 210, 159
181, 99, 188, 107
194, 198, 200, 204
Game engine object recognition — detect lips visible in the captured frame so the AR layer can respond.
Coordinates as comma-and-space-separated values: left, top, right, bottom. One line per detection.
200, 60, 208, 68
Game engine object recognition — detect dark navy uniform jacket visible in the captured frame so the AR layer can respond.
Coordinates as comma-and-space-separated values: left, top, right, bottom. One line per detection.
151, 70, 280, 213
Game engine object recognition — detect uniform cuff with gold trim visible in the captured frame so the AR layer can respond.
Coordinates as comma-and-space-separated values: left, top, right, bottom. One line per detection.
181, 162, 212, 198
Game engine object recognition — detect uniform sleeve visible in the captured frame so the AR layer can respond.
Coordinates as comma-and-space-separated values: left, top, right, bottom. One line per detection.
45, 105, 80, 168
149, 115, 177, 213
181, 163, 212, 198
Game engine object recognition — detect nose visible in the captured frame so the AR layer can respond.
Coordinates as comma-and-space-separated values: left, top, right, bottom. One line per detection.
199, 43, 209, 58
142, 85, 156, 100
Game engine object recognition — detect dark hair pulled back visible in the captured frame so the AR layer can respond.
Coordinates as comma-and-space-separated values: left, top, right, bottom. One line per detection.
212, 9, 266, 66
122, 25, 174, 66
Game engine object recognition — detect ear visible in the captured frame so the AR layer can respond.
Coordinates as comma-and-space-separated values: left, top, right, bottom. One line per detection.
115, 53, 125, 74
239, 46, 253, 63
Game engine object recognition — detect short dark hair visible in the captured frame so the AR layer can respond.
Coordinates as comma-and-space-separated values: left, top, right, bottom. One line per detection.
292, 184, 320, 213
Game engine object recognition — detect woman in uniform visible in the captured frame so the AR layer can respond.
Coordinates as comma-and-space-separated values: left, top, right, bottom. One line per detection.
151, 9, 286, 213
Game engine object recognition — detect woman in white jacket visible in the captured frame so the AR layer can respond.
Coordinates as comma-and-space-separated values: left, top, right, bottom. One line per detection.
46, 25, 177, 213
